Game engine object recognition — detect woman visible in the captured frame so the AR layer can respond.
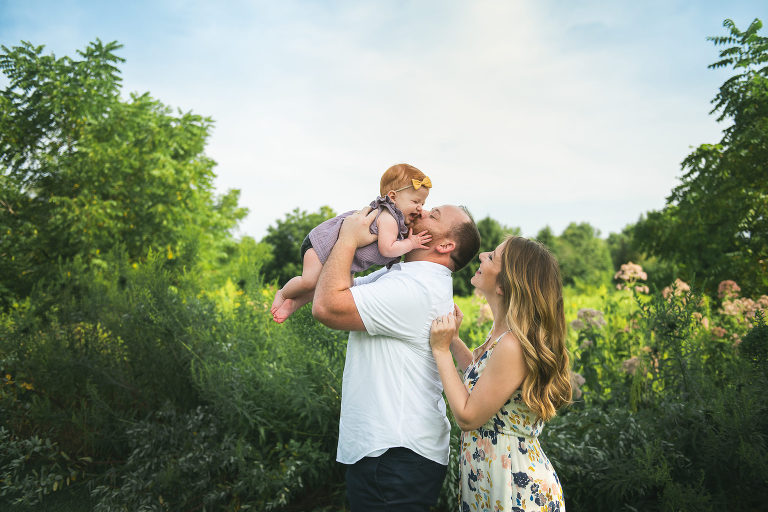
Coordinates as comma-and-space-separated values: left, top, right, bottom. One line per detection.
430, 236, 571, 511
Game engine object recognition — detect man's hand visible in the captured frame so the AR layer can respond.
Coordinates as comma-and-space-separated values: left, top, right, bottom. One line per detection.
338, 207, 378, 248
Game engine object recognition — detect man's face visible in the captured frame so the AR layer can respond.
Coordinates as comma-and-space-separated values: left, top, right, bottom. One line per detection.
412, 205, 467, 244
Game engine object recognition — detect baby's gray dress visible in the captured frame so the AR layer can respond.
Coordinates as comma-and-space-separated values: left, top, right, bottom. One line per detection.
306, 196, 409, 273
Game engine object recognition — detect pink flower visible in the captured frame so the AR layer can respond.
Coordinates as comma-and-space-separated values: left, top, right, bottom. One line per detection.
662, 279, 690, 299
711, 326, 727, 338
717, 280, 741, 300
614, 262, 648, 293
614, 262, 648, 282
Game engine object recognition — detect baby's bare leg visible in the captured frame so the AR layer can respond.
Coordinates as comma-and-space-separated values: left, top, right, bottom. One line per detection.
273, 289, 314, 323
271, 249, 322, 321
281, 249, 322, 299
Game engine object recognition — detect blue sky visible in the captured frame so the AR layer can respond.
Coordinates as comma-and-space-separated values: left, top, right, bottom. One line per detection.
2, 0, 767, 240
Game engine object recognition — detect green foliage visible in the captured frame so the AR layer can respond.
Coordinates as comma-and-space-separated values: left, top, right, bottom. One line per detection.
91, 405, 331, 512
634, 18, 768, 296
260, 206, 336, 286
739, 310, 768, 369
0, 428, 90, 507
452, 216, 520, 296
0, 40, 246, 306
543, 288, 768, 511
538, 222, 614, 288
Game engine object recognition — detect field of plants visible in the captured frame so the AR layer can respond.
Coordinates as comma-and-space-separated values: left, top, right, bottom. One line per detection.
1, 18, 767, 512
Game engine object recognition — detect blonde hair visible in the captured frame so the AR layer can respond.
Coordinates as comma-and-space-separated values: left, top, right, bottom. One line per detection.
498, 236, 572, 421
379, 163, 427, 197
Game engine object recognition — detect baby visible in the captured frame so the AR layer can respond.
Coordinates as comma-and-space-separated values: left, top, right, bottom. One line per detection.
270, 163, 433, 323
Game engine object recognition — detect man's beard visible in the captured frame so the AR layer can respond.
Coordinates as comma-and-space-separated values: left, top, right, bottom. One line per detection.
411, 218, 444, 248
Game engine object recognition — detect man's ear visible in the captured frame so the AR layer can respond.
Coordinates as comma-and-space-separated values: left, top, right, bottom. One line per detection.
434, 240, 456, 254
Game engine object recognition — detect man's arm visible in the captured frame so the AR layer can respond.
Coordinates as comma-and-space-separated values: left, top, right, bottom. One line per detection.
312, 209, 377, 331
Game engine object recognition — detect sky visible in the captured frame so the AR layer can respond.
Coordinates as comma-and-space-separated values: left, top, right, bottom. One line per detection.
1, 0, 767, 240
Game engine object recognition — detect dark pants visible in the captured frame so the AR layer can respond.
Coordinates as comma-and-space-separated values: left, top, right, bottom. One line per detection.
346, 447, 447, 512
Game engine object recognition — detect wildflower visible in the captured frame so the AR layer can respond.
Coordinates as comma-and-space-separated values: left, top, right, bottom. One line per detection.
662, 279, 690, 299
614, 262, 648, 282
732, 333, 742, 347
570, 371, 585, 399
573, 308, 606, 330
717, 280, 741, 300
579, 339, 593, 350
711, 326, 727, 338
622, 356, 641, 375
722, 297, 758, 321
614, 262, 648, 293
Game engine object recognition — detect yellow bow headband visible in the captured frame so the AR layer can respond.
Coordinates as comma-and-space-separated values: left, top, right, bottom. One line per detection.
395, 176, 432, 192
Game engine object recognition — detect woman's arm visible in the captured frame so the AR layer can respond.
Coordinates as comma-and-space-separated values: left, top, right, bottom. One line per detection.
431, 314, 527, 431
376, 209, 431, 258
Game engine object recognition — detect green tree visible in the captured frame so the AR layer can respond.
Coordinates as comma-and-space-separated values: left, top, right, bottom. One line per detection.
544, 223, 613, 288
260, 206, 336, 286
452, 216, 520, 296
535, 225, 556, 251
0, 40, 246, 304
634, 19, 768, 295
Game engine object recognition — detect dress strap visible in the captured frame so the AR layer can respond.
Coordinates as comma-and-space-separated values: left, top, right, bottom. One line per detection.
490, 329, 512, 348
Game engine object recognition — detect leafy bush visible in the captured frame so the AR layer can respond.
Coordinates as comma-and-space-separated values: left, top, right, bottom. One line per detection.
0, 427, 90, 507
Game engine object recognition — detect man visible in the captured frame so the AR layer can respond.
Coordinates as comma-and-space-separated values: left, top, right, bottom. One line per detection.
313, 204, 481, 511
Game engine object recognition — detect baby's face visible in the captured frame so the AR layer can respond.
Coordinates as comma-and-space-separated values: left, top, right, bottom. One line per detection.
393, 186, 429, 225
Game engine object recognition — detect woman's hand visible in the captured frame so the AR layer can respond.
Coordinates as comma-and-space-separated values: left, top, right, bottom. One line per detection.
430, 313, 457, 354
453, 304, 464, 335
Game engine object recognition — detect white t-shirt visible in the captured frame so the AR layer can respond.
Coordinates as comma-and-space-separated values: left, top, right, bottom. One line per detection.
337, 261, 454, 466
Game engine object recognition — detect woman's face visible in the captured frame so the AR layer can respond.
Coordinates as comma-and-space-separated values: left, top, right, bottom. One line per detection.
470, 241, 505, 295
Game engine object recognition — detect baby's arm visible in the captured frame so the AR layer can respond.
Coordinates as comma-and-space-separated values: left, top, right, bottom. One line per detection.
376, 209, 431, 258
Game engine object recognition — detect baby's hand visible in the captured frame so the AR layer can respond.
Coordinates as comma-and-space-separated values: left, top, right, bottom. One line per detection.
407, 229, 432, 250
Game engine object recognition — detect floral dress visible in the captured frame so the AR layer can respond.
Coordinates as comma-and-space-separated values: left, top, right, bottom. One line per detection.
459, 333, 564, 512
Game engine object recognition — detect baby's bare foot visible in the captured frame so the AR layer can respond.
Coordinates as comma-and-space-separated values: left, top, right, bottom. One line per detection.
273, 298, 300, 323
270, 289, 285, 315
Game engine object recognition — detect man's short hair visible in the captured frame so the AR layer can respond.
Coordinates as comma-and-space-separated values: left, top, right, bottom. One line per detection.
450, 206, 481, 272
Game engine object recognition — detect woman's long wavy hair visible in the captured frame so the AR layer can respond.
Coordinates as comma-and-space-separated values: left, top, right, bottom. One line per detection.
498, 236, 571, 421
